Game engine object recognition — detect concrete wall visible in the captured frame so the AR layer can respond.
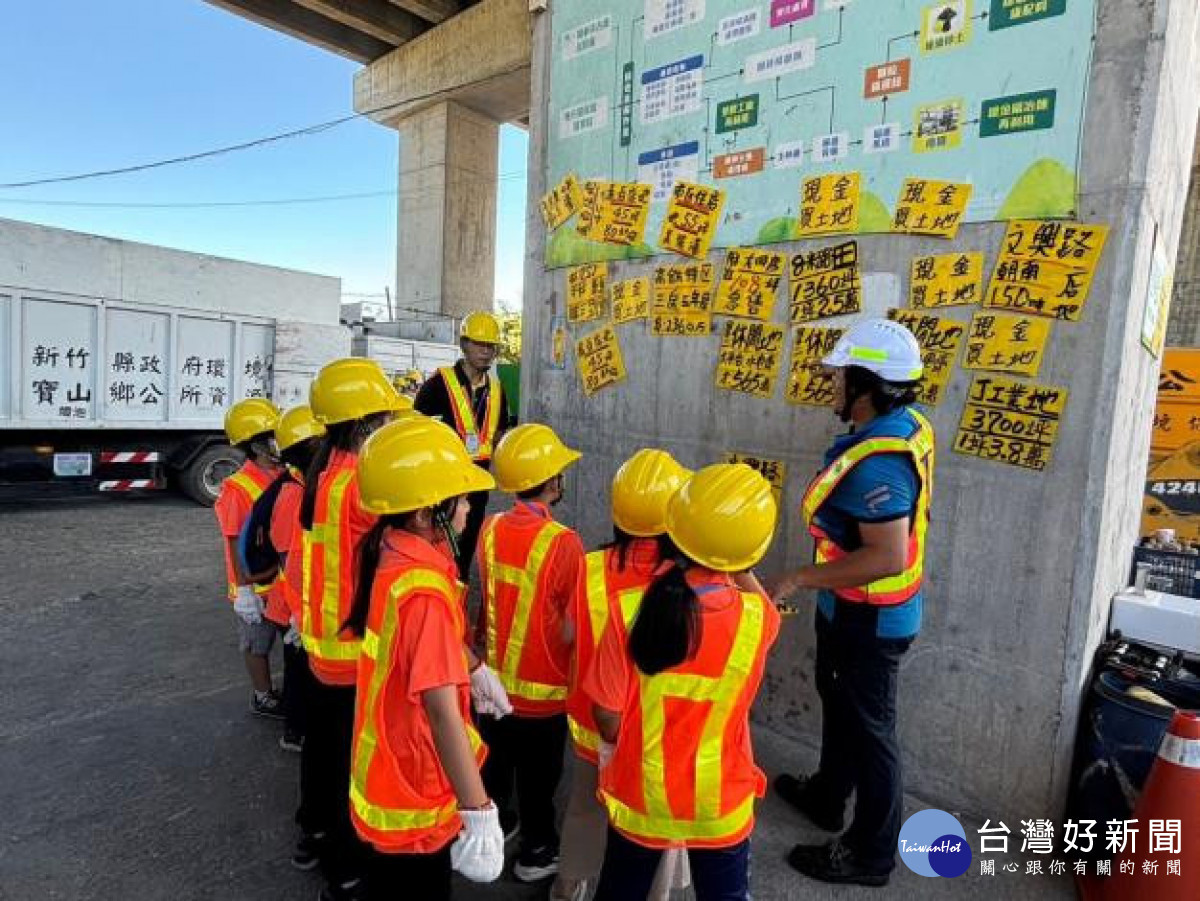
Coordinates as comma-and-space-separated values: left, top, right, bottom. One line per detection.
0, 217, 342, 325
521, 0, 1200, 821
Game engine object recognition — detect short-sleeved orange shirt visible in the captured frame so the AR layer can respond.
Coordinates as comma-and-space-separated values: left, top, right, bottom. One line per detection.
268, 476, 304, 624
212, 459, 278, 602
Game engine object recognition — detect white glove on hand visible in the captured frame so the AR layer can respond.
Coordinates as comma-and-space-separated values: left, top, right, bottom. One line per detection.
470, 664, 513, 719
233, 585, 263, 624
598, 740, 616, 772
283, 625, 301, 646
451, 805, 505, 883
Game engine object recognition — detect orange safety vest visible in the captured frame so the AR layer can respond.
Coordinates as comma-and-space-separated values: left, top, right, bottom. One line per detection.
599, 583, 774, 848
567, 549, 647, 763
800, 408, 935, 606
223, 465, 274, 600
300, 454, 367, 685
439, 366, 502, 462
350, 566, 485, 853
478, 513, 570, 715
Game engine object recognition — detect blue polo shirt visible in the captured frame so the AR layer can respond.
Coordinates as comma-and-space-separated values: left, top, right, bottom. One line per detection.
813, 407, 925, 639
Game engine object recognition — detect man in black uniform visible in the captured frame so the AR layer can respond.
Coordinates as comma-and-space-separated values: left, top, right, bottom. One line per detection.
415, 310, 514, 579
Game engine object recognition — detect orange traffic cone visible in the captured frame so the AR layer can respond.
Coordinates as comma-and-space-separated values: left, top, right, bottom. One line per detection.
1101, 711, 1200, 901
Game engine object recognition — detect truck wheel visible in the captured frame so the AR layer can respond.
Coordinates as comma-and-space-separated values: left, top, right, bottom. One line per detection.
180, 445, 243, 506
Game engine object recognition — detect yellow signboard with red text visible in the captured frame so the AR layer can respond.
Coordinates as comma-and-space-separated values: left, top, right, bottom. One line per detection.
1143, 349, 1200, 542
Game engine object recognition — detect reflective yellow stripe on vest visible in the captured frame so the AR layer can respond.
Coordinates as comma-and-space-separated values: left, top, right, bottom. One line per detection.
226, 471, 272, 597
481, 517, 569, 702
570, 552, 644, 753
351, 568, 482, 834
605, 591, 766, 841
439, 366, 501, 461
302, 469, 361, 661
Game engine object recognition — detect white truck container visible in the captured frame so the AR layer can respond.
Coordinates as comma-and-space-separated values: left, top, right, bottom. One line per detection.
0, 219, 349, 503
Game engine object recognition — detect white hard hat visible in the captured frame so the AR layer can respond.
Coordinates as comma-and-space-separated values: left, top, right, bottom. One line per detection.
822, 318, 924, 382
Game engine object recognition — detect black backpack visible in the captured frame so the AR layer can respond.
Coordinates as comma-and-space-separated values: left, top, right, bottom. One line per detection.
237, 472, 291, 585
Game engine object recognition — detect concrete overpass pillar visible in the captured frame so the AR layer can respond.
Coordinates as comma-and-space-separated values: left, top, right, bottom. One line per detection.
396, 102, 499, 319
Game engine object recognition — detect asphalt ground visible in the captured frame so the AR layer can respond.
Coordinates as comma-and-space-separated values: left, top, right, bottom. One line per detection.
0, 495, 1076, 900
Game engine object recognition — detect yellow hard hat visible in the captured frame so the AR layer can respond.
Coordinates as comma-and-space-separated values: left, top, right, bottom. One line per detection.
224, 398, 280, 445
393, 369, 423, 392
358, 417, 495, 515
612, 449, 693, 537
274, 404, 326, 452
666, 463, 778, 572
492, 423, 581, 493
310, 358, 411, 425
461, 311, 501, 345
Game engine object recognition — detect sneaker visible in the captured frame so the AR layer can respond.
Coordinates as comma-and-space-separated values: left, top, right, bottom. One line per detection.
279, 729, 304, 753
513, 845, 560, 883
291, 832, 325, 871
317, 878, 363, 901
252, 691, 285, 720
786, 839, 890, 887
500, 809, 521, 843
773, 773, 844, 832
549, 877, 588, 901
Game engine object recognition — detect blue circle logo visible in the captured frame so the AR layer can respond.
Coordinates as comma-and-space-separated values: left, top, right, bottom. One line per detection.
897, 809, 972, 878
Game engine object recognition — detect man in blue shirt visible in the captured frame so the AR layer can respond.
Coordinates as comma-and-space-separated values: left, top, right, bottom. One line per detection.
772, 318, 935, 887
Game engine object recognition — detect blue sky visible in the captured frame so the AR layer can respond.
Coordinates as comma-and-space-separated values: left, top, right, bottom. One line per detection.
0, 0, 529, 310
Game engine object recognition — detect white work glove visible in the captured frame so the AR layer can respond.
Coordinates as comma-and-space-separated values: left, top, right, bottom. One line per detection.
233, 585, 263, 624
451, 805, 505, 883
283, 625, 301, 646
598, 740, 616, 772
470, 664, 513, 719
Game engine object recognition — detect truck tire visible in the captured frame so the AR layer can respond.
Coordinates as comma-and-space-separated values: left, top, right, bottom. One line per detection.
180, 444, 244, 506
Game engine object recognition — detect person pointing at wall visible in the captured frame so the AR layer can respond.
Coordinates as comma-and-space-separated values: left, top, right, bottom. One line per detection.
771, 318, 935, 888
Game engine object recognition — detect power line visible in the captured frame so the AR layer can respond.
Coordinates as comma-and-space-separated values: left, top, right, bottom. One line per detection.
0, 64, 529, 190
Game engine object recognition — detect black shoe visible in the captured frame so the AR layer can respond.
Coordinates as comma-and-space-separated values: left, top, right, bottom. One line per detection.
252, 691, 285, 720
279, 729, 304, 753
774, 773, 844, 832
787, 840, 890, 887
513, 845, 560, 883
317, 878, 363, 901
291, 832, 325, 871
500, 809, 520, 843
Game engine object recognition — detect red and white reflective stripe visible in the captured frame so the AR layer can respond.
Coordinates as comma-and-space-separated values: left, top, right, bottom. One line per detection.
1159, 733, 1200, 769
98, 479, 163, 492
100, 451, 163, 464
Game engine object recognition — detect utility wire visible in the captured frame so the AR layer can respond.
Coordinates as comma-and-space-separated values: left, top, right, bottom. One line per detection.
0, 63, 529, 190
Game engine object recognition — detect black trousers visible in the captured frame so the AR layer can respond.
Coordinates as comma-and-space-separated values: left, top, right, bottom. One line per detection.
364, 845, 451, 901
479, 712, 567, 852
455, 488, 491, 581
281, 639, 312, 737
298, 673, 366, 884
808, 608, 912, 870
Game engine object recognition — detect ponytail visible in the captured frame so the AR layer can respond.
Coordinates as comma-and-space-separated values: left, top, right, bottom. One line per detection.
299, 422, 356, 531
281, 438, 319, 478
342, 515, 406, 637
628, 546, 703, 675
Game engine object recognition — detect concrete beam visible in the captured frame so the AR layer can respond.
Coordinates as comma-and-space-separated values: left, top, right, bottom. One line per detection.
205, 0, 393, 62
291, 0, 426, 45
354, 0, 530, 125
385, 0, 463, 26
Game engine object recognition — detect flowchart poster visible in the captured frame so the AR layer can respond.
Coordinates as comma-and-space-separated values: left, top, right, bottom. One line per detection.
546, 0, 1096, 268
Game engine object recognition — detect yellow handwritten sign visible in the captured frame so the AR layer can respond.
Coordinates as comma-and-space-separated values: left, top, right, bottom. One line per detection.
540, 173, 583, 230
611, 277, 651, 324
723, 452, 786, 505
714, 321, 786, 398
714, 248, 786, 320
785, 326, 844, 407
653, 263, 715, 336
797, 172, 861, 237
887, 309, 965, 406
910, 252, 984, 309
790, 241, 862, 323
565, 263, 608, 324
954, 375, 1068, 472
575, 325, 627, 397
985, 220, 1110, 321
659, 181, 726, 259
963, 311, 1051, 378
577, 180, 653, 246
891, 179, 972, 238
